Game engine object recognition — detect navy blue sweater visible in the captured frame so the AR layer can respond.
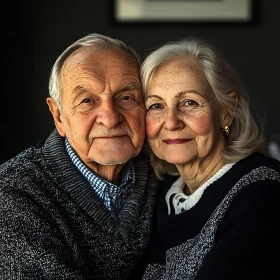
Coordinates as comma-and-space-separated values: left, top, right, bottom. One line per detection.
131, 153, 280, 280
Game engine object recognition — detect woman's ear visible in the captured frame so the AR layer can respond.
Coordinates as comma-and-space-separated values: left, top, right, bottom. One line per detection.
46, 97, 66, 137
220, 91, 238, 127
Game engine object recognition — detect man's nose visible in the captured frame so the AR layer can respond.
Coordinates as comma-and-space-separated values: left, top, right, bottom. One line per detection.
95, 100, 124, 128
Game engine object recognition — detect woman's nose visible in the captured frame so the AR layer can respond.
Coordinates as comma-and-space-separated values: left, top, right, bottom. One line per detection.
163, 108, 185, 131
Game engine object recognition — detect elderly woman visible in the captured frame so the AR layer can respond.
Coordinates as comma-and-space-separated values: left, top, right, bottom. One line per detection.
130, 38, 280, 280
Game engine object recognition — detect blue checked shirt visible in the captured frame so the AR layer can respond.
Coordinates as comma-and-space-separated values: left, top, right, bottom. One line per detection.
65, 138, 135, 217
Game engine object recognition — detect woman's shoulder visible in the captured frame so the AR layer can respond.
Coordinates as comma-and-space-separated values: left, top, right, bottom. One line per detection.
213, 153, 280, 221
230, 153, 280, 182
232, 153, 280, 196
225, 154, 280, 220
240, 152, 280, 171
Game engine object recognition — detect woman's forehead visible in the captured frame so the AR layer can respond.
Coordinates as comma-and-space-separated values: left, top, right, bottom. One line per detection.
149, 59, 212, 96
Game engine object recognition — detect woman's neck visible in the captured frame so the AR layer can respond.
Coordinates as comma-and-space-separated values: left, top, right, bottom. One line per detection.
176, 156, 225, 195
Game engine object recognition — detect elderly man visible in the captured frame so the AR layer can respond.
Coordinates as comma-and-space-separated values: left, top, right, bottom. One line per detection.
0, 33, 158, 279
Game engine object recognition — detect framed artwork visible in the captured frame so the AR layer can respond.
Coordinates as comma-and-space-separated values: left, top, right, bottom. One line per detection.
113, 0, 258, 24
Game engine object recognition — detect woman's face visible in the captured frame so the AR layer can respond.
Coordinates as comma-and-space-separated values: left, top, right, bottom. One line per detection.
145, 58, 225, 165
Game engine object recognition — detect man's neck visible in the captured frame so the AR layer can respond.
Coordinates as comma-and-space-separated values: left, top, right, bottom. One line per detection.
85, 162, 125, 185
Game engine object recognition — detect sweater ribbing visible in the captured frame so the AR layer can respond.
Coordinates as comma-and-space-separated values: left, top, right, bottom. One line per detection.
0, 129, 159, 280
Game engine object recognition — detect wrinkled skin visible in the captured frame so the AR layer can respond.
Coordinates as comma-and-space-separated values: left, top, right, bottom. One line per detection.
47, 47, 145, 184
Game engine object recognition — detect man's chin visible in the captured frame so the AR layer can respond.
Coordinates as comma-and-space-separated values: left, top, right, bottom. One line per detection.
90, 153, 137, 166
87, 146, 141, 165
93, 158, 130, 166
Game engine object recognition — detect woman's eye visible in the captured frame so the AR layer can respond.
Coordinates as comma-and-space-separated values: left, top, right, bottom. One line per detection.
148, 103, 164, 110
184, 100, 198, 106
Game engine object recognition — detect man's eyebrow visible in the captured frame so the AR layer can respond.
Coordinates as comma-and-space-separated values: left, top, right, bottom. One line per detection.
117, 83, 140, 93
72, 85, 90, 95
72, 84, 140, 95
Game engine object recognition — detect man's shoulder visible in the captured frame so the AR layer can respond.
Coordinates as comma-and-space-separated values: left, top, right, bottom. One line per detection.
0, 145, 45, 189
0, 130, 62, 180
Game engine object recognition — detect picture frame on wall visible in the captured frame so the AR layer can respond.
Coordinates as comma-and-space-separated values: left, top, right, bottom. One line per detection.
113, 0, 258, 25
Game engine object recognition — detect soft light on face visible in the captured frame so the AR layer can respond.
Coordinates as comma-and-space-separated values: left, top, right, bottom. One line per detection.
58, 47, 146, 167
145, 58, 224, 165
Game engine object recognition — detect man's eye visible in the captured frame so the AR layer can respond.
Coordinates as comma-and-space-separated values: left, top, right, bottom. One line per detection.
118, 94, 141, 110
81, 98, 91, 104
121, 95, 132, 101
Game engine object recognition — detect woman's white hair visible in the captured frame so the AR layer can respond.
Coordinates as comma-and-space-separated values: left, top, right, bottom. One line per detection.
141, 37, 267, 180
49, 33, 141, 110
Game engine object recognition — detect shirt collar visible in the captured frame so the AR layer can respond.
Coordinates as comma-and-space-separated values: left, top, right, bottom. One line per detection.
64, 138, 135, 215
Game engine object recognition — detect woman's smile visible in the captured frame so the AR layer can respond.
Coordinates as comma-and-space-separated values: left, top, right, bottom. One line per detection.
163, 138, 192, 144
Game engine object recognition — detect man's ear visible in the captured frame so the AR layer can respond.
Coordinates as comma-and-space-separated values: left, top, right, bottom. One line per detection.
46, 97, 66, 137
220, 91, 239, 127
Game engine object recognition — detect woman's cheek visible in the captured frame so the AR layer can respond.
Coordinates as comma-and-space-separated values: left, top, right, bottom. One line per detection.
145, 117, 160, 138
191, 114, 214, 135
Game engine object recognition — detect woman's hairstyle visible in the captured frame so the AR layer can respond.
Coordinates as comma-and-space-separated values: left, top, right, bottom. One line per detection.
49, 33, 141, 110
141, 37, 266, 180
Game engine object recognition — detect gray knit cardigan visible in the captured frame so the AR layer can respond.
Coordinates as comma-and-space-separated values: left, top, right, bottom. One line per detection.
0, 129, 159, 280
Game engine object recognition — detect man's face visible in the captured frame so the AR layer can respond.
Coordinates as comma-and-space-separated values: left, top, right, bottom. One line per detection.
54, 47, 145, 169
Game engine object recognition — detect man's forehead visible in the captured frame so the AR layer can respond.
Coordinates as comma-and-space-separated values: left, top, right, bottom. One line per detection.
62, 46, 139, 76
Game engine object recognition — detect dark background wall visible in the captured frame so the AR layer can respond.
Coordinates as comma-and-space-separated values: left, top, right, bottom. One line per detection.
2, 0, 280, 164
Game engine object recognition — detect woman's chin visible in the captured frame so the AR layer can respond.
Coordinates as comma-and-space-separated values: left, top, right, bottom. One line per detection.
163, 156, 193, 165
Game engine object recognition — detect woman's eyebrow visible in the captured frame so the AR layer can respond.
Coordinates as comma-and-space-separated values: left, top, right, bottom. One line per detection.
145, 95, 163, 101
175, 90, 201, 98
146, 90, 202, 101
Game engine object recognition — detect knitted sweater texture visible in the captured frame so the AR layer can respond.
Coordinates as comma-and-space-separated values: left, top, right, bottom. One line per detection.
0, 130, 159, 280
131, 153, 280, 280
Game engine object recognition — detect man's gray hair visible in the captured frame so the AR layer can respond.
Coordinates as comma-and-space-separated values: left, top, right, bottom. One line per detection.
49, 33, 141, 109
